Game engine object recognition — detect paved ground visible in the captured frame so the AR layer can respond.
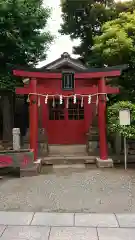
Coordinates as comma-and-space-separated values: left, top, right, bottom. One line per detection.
0, 212, 135, 239
0, 168, 135, 212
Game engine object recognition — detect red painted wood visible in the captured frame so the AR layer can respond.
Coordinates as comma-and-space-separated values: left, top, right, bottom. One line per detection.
98, 78, 108, 160
66, 120, 86, 144
16, 85, 119, 95
65, 98, 86, 144
75, 71, 121, 79
47, 100, 86, 144
40, 96, 45, 128
16, 88, 30, 94
13, 69, 121, 79
13, 70, 62, 79
47, 119, 67, 144
29, 79, 38, 160
107, 86, 119, 94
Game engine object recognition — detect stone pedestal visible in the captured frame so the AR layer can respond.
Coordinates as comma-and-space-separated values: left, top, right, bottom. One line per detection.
12, 128, 20, 151
22, 128, 49, 157
96, 158, 113, 168
87, 141, 99, 155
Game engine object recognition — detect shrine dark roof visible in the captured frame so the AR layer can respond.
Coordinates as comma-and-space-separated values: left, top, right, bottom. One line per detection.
9, 52, 128, 74
40, 52, 87, 71
11, 64, 128, 73
9, 52, 128, 85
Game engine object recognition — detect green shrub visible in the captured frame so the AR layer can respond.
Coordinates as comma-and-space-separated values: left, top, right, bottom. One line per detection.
107, 101, 135, 139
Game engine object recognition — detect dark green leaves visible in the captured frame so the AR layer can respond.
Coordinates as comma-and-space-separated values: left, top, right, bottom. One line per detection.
0, 0, 54, 90
107, 101, 135, 139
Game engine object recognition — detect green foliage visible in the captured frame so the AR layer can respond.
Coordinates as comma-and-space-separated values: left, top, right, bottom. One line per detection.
92, 10, 135, 103
60, 0, 135, 61
0, 0, 54, 90
92, 11, 135, 66
107, 101, 135, 139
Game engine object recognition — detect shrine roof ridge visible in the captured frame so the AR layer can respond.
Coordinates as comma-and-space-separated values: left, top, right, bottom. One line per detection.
9, 64, 128, 73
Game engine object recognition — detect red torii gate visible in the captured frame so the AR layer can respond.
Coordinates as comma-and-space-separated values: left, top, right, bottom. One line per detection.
13, 67, 122, 162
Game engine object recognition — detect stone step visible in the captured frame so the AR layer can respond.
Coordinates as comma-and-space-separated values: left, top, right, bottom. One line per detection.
42, 155, 135, 166
48, 154, 89, 157
42, 156, 96, 165
48, 145, 87, 156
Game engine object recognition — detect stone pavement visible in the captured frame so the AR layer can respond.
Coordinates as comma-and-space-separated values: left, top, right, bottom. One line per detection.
0, 212, 135, 239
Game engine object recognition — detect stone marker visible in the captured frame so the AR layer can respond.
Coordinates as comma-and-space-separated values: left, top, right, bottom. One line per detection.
12, 128, 20, 151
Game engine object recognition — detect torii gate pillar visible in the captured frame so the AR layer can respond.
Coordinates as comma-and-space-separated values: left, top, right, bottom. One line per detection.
98, 78, 108, 160
29, 78, 38, 160
97, 78, 113, 167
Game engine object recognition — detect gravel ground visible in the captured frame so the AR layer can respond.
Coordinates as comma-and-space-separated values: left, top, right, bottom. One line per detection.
0, 168, 135, 213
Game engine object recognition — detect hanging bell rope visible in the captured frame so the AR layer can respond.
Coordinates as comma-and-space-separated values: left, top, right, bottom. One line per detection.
73, 94, 77, 104
96, 95, 98, 106
59, 95, 63, 104
52, 97, 55, 107
66, 98, 69, 108
38, 96, 40, 107
45, 94, 48, 104
81, 96, 84, 108
88, 95, 91, 104
27, 95, 30, 103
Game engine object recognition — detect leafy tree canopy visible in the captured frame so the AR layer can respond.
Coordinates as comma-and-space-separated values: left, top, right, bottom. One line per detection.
60, 0, 135, 61
92, 10, 135, 66
92, 10, 135, 102
0, 0, 54, 90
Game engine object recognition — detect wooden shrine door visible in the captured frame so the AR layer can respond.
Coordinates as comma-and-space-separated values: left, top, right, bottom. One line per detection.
47, 98, 66, 144
47, 97, 86, 144
66, 98, 86, 144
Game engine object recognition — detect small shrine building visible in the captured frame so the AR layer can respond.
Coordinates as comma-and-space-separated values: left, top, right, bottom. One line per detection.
13, 52, 125, 166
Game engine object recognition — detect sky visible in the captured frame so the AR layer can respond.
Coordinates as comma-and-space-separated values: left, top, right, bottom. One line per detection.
38, 0, 80, 67
39, 0, 127, 67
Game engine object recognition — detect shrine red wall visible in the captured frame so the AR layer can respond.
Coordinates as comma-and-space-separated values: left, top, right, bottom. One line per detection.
36, 78, 97, 92
36, 78, 97, 144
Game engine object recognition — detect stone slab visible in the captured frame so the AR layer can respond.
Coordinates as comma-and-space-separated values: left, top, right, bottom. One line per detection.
96, 158, 113, 168
0, 226, 50, 240
49, 227, 98, 240
0, 212, 34, 225
31, 213, 74, 226
116, 214, 135, 227
75, 213, 118, 227
97, 227, 135, 240
53, 164, 85, 169
0, 226, 6, 237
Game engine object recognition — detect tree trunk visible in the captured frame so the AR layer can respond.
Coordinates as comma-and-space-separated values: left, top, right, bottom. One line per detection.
2, 94, 12, 141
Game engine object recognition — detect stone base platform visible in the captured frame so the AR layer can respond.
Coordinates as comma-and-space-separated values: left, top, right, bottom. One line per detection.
42, 155, 96, 165
96, 158, 113, 168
